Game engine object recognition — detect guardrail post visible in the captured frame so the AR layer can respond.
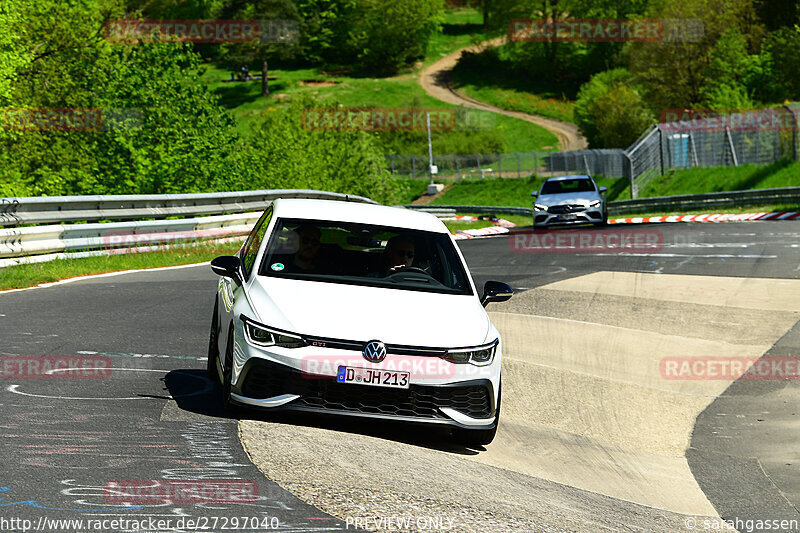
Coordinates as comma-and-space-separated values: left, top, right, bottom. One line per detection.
455, 155, 461, 181
411, 155, 416, 179
533, 152, 538, 174
515, 153, 521, 178
389, 155, 396, 177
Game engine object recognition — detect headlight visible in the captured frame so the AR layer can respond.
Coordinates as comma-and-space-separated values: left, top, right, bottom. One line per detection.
242, 316, 306, 349
588, 200, 601, 208
443, 340, 498, 366
534, 203, 548, 211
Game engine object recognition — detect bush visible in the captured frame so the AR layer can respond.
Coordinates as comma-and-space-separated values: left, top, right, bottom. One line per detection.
349, 0, 444, 75
221, 98, 402, 204
574, 69, 655, 148
763, 26, 800, 100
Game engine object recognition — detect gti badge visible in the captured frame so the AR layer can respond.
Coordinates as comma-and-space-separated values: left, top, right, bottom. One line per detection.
363, 340, 387, 363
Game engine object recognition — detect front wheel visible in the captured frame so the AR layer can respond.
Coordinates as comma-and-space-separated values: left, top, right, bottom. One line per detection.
452, 386, 501, 447
221, 328, 241, 413
206, 299, 220, 383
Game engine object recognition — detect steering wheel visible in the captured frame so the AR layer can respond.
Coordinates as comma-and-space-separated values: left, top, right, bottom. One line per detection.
387, 266, 430, 276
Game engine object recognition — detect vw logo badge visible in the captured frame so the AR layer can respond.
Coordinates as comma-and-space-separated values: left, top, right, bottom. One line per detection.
363, 340, 387, 363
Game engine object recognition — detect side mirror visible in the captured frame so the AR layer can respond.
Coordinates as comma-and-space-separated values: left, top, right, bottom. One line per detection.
211, 256, 243, 284
598, 186, 608, 194
481, 281, 514, 307
530, 191, 538, 198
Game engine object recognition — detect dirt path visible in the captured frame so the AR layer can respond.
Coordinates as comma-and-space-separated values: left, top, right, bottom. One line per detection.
419, 37, 588, 151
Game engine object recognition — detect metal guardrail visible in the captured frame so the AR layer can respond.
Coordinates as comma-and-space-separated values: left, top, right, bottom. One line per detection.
0, 189, 377, 227
0, 213, 260, 262
608, 186, 800, 215
406, 205, 533, 216
4, 186, 797, 268
0, 190, 378, 267
408, 187, 800, 217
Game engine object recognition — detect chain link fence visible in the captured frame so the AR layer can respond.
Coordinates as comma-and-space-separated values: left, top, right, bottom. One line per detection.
386, 104, 800, 198
626, 105, 800, 196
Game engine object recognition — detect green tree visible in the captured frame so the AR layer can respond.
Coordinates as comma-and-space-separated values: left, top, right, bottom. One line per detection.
755, 0, 799, 31
0, 1, 31, 104
294, 0, 359, 65
227, 98, 401, 204
349, 0, 445, 75
574, 68, 654, 148
219, 0, 301, 97
628, 0, 761, 110
763, 25, 800, 99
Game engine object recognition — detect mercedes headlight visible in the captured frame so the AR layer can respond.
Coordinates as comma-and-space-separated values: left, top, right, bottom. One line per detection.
443, 340, 498, 366
588, 200, 601, 208
242, 316, 306, 349
534, 203, 548, 211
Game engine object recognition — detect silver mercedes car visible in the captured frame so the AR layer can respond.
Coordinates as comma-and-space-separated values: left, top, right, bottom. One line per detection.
532, 175, 608, 227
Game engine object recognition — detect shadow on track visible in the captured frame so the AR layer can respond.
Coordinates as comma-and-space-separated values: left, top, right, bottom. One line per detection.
164, 369, 483, 455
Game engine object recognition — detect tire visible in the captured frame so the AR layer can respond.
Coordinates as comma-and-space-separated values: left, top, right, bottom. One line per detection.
221, 327, 240, 413
594, 210, 608, 227
206, 299, 220, 383
452, 386, 501, 447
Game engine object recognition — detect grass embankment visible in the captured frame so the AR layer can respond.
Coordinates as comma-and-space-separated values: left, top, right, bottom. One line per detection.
200, 8, 558, 153
0, 241, 243, 291
636, 160, 800, 197
430, 175, 627, 207
425, 160, 800, 221
449, 45, 577, 125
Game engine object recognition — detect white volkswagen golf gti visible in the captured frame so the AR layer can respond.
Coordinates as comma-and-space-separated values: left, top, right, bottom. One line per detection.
207, 198, 513, 445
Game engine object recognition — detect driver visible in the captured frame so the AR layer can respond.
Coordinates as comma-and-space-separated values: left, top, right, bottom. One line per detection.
384, 235, 415, 272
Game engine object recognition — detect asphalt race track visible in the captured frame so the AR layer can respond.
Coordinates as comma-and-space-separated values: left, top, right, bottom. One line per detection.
1, 221, 799, 532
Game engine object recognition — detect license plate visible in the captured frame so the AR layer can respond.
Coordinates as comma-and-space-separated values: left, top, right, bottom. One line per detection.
559, 213, 577, 221
337, 366, 410, 389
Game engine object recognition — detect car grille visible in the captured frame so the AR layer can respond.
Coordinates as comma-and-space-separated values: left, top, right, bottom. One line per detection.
547, 204, 587, 214
240, 360, 492, 419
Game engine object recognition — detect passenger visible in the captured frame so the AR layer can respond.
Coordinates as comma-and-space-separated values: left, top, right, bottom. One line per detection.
290, 225, 321, 272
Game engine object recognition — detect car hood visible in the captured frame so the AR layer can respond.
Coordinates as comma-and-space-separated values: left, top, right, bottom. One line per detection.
537, 192, 601, 206
247, 276, 491, 348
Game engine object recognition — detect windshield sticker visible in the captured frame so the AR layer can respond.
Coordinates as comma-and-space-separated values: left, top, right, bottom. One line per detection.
271, 263, 285, 271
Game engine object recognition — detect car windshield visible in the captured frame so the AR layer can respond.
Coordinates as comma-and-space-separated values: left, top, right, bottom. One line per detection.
259, 218, 473, 295
540, 178, 596, 195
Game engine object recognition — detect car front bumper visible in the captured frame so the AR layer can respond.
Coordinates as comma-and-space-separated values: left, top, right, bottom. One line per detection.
533, 207, 604, 226
229, 333, 500, 430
